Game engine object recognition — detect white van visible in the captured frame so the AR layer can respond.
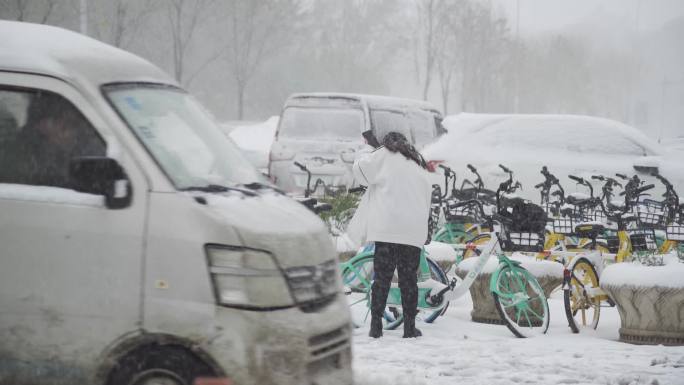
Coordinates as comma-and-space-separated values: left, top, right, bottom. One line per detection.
269, 93, 445, 194
0, 22, 352, 385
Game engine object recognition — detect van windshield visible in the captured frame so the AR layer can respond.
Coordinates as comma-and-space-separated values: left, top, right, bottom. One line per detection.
279, 107, 363, 140
370, 109, 412, 144
104, 84, 263, 190
409, 110, 438, 148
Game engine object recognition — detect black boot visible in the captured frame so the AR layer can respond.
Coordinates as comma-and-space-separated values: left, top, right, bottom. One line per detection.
369, 316, 383, 338
402, 317, 422, 338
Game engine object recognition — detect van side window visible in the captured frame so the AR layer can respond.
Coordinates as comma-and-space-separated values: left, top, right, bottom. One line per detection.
0, 88, 106, 190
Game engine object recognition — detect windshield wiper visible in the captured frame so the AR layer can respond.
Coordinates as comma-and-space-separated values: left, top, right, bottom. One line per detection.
238, 182, 284, 194
182, 184, 257, 197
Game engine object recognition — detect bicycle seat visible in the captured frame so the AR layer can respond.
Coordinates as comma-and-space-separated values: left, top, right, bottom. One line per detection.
574, 223, 605, 239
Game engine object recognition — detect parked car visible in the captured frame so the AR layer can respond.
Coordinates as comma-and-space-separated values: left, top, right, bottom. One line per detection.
423, 113, 684, 202
0, 21, 352, 385
222, 116, 279, 174
269, 92, 446, 195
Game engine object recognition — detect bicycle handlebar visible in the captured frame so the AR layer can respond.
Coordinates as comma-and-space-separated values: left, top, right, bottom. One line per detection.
467, 164, 477, 173
635, 184, 655, 195
499, 164, 511, 173
348, 186, 367, 194
616, 173, 628, 180
569, 175, 583, 183
294, 161, 307, 172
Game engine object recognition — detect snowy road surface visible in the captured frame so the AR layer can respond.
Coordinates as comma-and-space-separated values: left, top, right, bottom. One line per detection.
352, 291, 684, 385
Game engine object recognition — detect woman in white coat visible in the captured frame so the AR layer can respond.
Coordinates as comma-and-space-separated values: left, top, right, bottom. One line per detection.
348, 131, 432, 338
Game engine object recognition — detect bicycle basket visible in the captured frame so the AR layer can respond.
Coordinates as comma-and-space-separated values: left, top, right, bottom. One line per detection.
445, 199, 481, 223
629, 229, 658, 252
502, 198, 548, 233
591, 209, 608, 224
637, 211, 667, 229
552, 217, 576, 235
637, 204, 667, 229
666, 223, 684, 241
641, 199, 665, 212
500, 231, 545, 252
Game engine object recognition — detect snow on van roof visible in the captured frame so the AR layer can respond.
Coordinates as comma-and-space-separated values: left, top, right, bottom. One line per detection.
440, 112, 661, 154
0, 21, 175, 89
287, 92, 441, 114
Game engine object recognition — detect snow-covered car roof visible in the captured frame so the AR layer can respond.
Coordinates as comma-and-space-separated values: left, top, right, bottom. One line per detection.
286, 92, 442, 115
0, 21, 175, 89
440, 113, 662, 155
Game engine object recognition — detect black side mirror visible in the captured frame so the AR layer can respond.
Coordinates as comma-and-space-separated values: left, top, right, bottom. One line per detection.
70, 156, 132, 209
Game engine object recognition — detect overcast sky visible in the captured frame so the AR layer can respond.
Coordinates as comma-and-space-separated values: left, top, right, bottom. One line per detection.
492, 0, 684, 34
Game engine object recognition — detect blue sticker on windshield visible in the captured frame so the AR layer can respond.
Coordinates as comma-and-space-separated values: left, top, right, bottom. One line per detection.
125, 96, 142, 110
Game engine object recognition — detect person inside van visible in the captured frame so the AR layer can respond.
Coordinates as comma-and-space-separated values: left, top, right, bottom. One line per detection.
0, 92, 105, 189
349, 130, 432, 338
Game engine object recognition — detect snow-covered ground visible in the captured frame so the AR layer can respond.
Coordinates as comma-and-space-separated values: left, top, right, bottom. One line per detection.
352, 292, 684, 385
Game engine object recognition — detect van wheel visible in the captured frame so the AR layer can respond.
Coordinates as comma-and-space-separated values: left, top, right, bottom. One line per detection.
106, 344, 218, 385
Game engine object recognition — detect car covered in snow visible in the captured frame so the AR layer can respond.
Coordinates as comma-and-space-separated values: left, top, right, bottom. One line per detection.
222, 116, 279, 174
423, 113, 684, 202
269, 92, 446, 195
0, 21, 351, 385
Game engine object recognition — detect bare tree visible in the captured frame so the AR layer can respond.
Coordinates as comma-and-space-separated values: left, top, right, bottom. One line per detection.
90, 0, 156, 48
433, 1, 465, 114
165, 0, 214, 83
414, 0, 439, 100
219, 0, 300, 119
0, 0, 56, 24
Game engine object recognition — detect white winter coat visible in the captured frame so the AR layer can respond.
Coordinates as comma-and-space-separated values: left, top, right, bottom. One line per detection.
346, 147, 432, 249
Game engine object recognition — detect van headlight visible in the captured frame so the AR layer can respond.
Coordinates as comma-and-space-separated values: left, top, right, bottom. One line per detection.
206, 245, 294, 309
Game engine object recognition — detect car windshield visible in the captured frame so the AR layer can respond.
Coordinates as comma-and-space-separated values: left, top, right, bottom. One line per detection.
409, 110, 438, 148
104, 84, 263, 190
370, 109, 412, 144
278, 107, 363, 140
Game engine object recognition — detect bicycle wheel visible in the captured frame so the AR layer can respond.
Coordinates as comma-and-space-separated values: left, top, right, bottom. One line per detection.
376, 257, 451, 329
492, 264, 550, 338
341, 255, 401, 330
564, 257, 601, 333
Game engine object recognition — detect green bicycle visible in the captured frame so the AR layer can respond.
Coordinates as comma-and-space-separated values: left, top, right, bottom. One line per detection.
340, 177, 551, 338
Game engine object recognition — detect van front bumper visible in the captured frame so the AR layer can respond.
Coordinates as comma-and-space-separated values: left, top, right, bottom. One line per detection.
205, 293, 353, 385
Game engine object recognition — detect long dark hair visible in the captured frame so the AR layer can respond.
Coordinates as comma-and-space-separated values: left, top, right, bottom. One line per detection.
382, 132, 427, 170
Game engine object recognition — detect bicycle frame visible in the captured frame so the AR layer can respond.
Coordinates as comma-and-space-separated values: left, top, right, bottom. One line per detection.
429, 230, 527, 308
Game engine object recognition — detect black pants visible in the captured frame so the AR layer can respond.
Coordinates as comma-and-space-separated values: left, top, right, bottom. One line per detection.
371, 242, 421, 320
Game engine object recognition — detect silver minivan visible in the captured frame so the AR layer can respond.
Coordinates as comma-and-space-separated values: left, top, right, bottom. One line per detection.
268, 93, 445, 195
0, 21, 352, 385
